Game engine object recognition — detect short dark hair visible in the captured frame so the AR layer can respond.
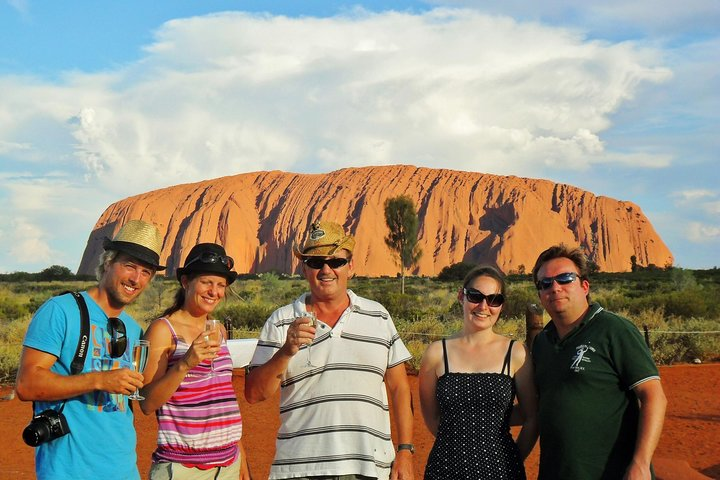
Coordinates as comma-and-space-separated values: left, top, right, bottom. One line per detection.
462, 265, 507, 297
532, 244, 590, 284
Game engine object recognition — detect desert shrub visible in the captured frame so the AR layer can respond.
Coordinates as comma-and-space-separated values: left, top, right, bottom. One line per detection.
0, 288, 29, 319
495, 316, 527, 340
403, 340, 427, 372
662, 286, 717, 318
0, 317, 30, 383
649, 317, 720, 364
370, 292, 426, 321
216, 302, 276, 332
503, 284, 541, 319
614, 306, 667, 330
436, 262, 477, 282
592, 286, 634, 313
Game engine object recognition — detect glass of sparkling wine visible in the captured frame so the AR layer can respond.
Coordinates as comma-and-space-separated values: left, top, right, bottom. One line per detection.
205, 318, 223, 375
303, 311, 317, 368
129, 339, 149, 400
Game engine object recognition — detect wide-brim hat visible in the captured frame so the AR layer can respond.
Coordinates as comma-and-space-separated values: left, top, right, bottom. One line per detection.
103, 220, 166, 271
176, 243, 238, 285
293, 220, 355, 258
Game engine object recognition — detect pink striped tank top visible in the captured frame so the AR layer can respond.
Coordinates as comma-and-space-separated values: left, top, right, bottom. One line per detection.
152, 318, 243, 467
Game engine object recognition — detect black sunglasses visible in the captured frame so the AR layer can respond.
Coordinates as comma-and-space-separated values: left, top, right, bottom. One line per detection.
303, 257, 350, 270
463, 288, 505, 307
185, 252, 234, 270
536, 272, 579, 291
108, 317, 127, 358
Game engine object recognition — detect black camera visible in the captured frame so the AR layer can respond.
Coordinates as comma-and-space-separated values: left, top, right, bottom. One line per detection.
22, 409, 70, 446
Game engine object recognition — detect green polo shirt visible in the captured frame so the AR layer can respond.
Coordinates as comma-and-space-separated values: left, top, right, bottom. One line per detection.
532, 303, 660, 480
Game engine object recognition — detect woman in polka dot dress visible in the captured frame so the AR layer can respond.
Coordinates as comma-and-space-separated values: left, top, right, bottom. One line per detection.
419, 265, 538, 479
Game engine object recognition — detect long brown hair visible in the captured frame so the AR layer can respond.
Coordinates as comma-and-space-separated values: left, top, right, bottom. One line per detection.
159, 273, 200, 318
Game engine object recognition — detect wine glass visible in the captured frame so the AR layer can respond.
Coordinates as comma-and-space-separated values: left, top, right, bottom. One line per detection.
128, 339, 149, 400
204, 318, 224, 375
302, 311, 317, 368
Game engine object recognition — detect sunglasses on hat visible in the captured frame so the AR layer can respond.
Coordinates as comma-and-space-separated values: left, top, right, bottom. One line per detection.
536, 272, 579, 291
185, 252, 234, 270
303, 257, 350, 270
462, 288, 505, 307
108, 317, 127, 358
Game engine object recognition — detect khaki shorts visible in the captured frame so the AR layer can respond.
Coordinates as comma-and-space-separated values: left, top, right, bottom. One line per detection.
149, 458, 240, 480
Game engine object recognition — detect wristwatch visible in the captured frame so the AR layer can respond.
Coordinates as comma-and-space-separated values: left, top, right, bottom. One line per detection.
397, 443, 415, 454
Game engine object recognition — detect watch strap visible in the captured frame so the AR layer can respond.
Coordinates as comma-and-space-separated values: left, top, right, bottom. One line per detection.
397, 443, 415, 453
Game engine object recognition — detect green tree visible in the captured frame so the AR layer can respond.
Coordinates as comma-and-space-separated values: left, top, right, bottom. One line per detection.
38, 265, 74, 281
384, 195, 422, 294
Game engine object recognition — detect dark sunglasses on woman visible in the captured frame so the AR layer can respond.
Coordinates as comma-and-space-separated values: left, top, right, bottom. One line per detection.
462, 288, 505, 307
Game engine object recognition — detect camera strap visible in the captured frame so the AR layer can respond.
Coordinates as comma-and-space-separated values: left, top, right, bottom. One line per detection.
59, 291, 91, 375
34, 292, 91, 415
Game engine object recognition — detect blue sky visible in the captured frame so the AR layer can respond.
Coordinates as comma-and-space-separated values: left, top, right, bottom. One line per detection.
1, 0, 718, 273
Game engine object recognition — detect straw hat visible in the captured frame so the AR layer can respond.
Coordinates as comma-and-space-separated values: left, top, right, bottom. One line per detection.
176, 243, 237, 285
102, 220, 166, 270
293, 221, 355, 258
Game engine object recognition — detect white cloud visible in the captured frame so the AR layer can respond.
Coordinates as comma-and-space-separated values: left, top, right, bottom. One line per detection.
7, 0, 29, 16
687, 222, 720, 242
428, 0, 720, 36
0, 140, 31, 154
0, 8, 674, 193
673, 189, 717, 202
703, 201, 720, 216
6, 218, 52, 264
3, 7, 713, 271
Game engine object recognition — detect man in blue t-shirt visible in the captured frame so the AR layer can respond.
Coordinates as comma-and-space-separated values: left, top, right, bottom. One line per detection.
531, 244, 667, 480
16, 220, 166, 480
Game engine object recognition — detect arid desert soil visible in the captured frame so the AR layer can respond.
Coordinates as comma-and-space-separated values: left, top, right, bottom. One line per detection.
1, 363, 718, 479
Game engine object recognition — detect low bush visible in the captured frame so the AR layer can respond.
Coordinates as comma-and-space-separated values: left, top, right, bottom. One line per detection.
1, 271, 718, 381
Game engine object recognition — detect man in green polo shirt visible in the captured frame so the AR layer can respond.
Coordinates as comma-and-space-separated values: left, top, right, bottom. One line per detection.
531, 244, 667, 480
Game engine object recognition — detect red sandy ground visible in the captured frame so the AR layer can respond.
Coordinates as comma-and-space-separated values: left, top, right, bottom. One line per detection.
1, 363, 718, 479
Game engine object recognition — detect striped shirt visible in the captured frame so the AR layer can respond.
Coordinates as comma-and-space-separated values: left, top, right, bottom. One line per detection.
152, 318, 243, 468
250, 291, 412, 480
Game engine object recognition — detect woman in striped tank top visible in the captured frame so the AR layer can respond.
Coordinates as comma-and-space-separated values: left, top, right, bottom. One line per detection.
140, 243, 250, 480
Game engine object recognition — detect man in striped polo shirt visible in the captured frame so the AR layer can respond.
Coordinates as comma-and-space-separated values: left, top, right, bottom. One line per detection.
246, 220, 415, 480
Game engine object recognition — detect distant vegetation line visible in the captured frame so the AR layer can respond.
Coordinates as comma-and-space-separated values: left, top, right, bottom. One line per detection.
1, 264, 719, 382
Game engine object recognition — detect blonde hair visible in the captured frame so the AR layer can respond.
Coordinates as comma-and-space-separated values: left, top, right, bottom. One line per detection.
95, 250, 119, 282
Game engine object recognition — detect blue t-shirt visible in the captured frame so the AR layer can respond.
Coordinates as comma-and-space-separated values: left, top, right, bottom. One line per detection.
23, 291, 143, 480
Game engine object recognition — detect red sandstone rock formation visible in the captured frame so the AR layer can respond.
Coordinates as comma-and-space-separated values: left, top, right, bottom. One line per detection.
77, 165, 673, 276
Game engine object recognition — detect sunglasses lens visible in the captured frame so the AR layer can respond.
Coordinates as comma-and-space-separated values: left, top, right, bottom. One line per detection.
303, 257, 349, 269
304, 258, 323, 269
327, 258, 348, 268
464, 289, 504, 306
486, 294, 504, 307
537, 272, 578, 290
108, 317, 127, 358
556, 272, 576, 284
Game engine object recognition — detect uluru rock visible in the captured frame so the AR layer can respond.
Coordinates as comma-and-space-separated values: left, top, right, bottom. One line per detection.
77, 165, 673, 277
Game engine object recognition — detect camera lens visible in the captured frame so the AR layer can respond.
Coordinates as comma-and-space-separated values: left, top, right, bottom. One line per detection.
23, 421, 51, 447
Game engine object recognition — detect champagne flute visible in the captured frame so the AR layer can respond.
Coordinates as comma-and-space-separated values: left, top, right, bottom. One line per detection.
303, 311, 317, 368
128, 339, 149, 400
204, 318, 223, 375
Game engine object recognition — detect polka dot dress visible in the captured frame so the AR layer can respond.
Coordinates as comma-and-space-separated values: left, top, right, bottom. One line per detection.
424, 340, 526, 480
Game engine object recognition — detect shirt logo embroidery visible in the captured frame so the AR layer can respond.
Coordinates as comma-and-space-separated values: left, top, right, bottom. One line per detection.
570, 344, 595, 372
